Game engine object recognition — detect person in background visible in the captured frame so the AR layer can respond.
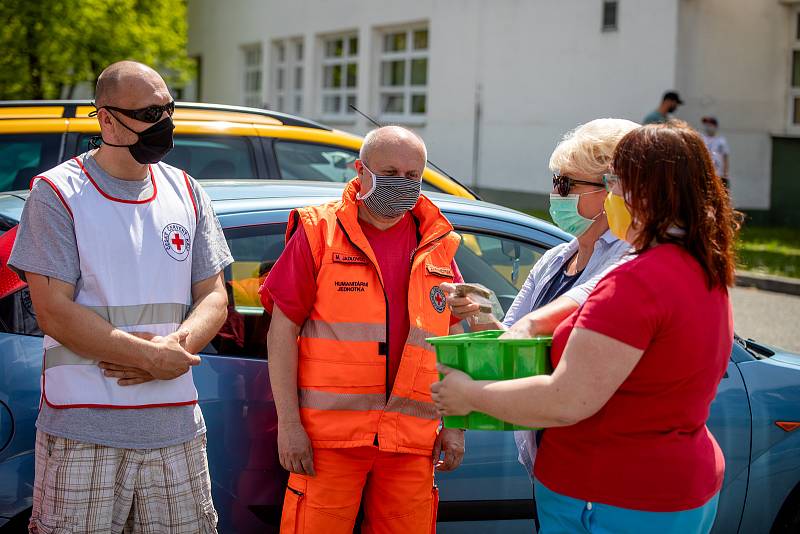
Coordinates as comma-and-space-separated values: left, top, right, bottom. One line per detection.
643, 91, 684, 124
700, 116, 731, 188
263, 126, 465, 533
442, 118, 638, 527
432, 120, 739, 534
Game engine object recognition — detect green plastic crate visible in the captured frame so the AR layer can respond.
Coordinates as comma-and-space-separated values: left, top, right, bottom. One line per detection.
426, 330, 552, 431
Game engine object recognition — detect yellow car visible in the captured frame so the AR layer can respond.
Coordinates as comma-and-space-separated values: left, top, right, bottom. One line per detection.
0, 100, 476, 198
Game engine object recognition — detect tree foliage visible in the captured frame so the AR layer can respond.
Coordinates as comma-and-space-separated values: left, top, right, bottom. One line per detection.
0, 0, 193, 99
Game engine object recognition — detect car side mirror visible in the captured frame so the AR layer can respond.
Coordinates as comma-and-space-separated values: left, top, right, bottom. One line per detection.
500, 241, 521, 284
501, 240, 520, 260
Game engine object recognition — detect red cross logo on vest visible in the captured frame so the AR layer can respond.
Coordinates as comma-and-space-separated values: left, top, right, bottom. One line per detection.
162, 223, 191, 262
429, 286, 446, 313
171, 233, 185, 252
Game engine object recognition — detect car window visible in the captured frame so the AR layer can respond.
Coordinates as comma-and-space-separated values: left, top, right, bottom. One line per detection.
274, 141, 357, 182
419, 179, 444, 194
273, 140, 449, 195
0, 194, 24, 234
0, 288, 41, 336
0, 134, 62, 192
210, 224, 287, 358
454, 231, 545, 313
78, 134, 258, 179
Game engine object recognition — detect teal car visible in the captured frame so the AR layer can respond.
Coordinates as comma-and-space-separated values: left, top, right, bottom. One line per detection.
0, 182, 799, 533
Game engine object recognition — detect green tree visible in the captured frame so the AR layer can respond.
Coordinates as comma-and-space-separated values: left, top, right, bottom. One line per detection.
0, 0, 194, 100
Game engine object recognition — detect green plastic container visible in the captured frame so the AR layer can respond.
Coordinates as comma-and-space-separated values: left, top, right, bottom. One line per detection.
426, 330, 552, 431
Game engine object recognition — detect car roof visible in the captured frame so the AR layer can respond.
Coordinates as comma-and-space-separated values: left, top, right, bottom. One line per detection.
0, 100, 478, 200
0, 100, 329, 130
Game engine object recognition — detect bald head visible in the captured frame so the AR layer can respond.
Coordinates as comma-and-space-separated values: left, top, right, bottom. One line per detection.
359, 126, 427, 167
354, 126, 428, 221
95, 61, 170, 108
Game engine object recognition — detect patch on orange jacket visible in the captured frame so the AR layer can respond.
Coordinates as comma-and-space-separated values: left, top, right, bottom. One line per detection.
425, 263, 453, 278
332, 251, 369, 264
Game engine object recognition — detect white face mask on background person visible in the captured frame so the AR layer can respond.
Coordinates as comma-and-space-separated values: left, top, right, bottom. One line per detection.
703, 125, 717, 136
357, 165, 422, 219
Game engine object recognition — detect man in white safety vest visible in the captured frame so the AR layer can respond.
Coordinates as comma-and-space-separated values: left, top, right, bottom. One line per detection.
9, 61, 233, 533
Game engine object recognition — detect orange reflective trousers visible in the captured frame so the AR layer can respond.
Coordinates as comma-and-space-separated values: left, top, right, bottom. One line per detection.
279, 447, 438, 533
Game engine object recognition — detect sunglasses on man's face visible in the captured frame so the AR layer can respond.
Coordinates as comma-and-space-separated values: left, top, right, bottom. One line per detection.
92, 101, 175, 123
552, 174, 604, 197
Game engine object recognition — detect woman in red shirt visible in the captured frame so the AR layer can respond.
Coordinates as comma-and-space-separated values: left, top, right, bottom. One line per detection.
431, 121, 739, 533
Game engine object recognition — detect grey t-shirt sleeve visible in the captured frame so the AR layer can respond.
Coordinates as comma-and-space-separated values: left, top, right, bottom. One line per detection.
188, 177, 234, 284
8, 181, 80, 285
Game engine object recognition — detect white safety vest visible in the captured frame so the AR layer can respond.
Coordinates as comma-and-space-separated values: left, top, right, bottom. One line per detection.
35, 155, 199, 408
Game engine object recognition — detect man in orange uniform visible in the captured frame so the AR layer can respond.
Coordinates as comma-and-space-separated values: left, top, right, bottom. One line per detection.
261, 126, 466, 533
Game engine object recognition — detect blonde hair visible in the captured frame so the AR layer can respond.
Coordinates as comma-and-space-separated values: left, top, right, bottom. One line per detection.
549, 118, 640, 176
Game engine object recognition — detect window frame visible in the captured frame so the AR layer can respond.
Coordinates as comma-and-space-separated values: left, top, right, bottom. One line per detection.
319, 31, 359, 122
376, 24, 429, 125
601, 0, 619, 33
789, 6, 800, 133
270, 37, 305, 115
241, 43, 264, 109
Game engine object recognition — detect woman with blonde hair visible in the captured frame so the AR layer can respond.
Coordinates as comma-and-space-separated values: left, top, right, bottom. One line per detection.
443, 119, 638, 515
444, 118, 638, 339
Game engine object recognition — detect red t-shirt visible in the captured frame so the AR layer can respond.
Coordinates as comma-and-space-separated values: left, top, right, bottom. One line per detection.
534, 243, 732, 512
260, 212, 462, 389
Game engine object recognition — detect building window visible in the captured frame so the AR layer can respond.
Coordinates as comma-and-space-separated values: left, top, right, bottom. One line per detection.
797, 11, 800, 40
377, 26, 429, 121
242, 44, 263, 108
320, 33, 358, 119
602, 1, 618, 32
271, 38, 304, 114
791, 10, 800, 127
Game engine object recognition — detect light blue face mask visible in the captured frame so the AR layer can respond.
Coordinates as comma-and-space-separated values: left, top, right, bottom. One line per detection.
548, 191, 604, 237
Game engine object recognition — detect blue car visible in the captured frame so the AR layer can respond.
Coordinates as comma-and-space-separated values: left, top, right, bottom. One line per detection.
0, 181, 799, 533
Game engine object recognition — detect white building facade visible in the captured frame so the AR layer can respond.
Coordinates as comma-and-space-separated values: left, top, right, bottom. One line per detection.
187, 0, 800, 221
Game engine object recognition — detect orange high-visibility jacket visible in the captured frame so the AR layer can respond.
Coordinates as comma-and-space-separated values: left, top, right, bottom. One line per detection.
287, 179, 461, 454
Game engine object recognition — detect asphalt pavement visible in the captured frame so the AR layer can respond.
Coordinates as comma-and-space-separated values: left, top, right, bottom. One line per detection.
731, 286, 800, 353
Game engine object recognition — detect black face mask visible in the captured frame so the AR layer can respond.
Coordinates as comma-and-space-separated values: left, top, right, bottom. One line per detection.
96, 112, 175, 164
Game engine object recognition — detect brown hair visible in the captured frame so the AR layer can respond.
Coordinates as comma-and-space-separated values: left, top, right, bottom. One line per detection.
612, 120, 740, 288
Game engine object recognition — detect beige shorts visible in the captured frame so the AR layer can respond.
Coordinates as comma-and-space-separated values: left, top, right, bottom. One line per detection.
29, 430, 218, 534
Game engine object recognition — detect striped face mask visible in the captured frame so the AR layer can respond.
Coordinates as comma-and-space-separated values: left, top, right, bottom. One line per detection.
357, 165, 422, 219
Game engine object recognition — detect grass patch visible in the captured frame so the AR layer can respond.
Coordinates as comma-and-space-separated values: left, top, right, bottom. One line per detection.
520, 209, 800, 279
737, 225, 800, 279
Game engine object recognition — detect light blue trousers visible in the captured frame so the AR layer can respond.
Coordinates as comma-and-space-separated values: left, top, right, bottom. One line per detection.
534, 479, 720, 534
